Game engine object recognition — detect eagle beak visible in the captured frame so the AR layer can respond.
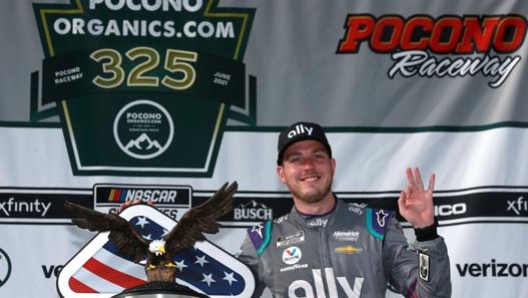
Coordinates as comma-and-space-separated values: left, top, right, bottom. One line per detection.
160, 246, 166, 254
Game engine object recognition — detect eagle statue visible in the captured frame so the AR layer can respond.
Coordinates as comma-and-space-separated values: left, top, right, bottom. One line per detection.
64, 181, 238, 284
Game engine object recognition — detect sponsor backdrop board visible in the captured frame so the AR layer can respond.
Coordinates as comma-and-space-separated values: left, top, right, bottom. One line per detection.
1, 0, 528, 297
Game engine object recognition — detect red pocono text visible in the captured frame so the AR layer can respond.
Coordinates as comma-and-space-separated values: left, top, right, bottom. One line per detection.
336, 14, 527, 88
337, 14, 526, 54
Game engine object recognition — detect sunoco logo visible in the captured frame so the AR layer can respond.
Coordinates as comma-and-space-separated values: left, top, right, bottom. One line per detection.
234, 200, 273, 220
113, 99, 174, 159
0, 248, 12, 288
337, 14, 526, 88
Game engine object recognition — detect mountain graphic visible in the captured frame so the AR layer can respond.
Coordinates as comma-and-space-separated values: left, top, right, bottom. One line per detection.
125, 133, 163, 154
236, 200, 269, 209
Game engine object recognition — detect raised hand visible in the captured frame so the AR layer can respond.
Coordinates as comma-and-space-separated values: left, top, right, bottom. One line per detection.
397, 167, 435, 228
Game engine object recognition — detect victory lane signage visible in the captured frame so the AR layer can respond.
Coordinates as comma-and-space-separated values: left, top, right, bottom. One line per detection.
32, 0, 255, 176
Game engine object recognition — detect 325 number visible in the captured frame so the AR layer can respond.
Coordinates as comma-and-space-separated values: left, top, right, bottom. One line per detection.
90, 47, 198, 90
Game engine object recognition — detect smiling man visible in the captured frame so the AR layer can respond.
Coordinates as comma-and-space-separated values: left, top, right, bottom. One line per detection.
237, 121, 452, 298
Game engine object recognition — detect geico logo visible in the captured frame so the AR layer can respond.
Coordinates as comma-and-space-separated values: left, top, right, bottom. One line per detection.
434, 203, 467, 216
125, 189, 177, 202
126, 112, 162, 120
288, 268, 363, 298
234, 208, 272, 220
456, 260, 528, 277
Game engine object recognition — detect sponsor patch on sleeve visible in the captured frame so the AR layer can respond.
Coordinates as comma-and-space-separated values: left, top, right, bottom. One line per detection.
419, 252, 430, 282
247, 220, 272, 255
366, 208, 393, 240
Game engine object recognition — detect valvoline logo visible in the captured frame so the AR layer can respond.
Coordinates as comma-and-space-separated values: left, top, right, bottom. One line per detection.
282, 247, 302, 265
336, 14, 527, 88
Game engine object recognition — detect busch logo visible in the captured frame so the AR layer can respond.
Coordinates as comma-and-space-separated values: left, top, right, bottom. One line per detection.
288, 268, 363, 298
234, 200, 273, 220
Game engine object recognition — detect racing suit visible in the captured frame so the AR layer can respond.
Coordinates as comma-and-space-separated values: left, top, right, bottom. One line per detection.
237, 199, 451, 298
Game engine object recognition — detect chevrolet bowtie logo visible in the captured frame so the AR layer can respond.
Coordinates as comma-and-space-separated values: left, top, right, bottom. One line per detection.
335, 246, 363, 254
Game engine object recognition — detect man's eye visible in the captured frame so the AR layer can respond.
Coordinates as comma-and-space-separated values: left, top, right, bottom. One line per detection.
288, 156, 300, 163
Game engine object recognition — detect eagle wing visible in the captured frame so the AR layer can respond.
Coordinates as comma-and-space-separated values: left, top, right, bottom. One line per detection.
64, 201, 150, 262
163, 181, 238, 255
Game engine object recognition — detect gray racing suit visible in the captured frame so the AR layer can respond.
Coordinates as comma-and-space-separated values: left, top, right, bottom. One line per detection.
237, 199, 451, 298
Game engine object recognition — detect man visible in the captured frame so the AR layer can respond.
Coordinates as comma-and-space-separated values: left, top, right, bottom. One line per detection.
236, 121, 451, 298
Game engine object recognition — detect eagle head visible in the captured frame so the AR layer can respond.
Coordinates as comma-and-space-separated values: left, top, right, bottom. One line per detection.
149, 239, 166, 256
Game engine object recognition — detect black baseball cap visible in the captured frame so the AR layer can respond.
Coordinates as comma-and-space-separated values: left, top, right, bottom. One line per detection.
277, 121, 332, 165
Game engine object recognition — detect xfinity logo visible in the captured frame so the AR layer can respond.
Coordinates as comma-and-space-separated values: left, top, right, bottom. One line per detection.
507, 196, 527, 215
287, 124, 313, 138
0, 198, 51, 217
289, 268, 363, 298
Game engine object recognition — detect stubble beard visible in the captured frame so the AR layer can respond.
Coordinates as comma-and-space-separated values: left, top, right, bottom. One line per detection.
292, 180, 333, 204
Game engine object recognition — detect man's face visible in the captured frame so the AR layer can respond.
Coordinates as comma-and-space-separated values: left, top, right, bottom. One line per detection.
277, 140, 335, 204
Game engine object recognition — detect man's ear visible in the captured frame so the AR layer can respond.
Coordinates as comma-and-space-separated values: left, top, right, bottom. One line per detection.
276, 165, 286, 183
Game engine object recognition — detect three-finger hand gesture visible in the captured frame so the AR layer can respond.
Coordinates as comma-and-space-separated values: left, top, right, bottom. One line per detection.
398, 167, 435, 228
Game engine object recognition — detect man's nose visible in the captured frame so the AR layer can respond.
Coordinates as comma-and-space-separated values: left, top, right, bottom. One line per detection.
301, 157, 316, 169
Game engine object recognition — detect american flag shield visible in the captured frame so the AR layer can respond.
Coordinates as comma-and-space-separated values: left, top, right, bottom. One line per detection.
58, 205, 255, 298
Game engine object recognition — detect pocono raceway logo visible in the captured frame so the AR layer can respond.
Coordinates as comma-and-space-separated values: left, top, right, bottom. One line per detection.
337, 14, 526, 88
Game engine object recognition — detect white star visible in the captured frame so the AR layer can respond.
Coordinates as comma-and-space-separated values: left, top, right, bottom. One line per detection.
376, 209, 389, 227
195, 255, 209, 267
135, 217, 149, 228
175, 260, 188, 272
201, 273, 216, 287
222, 271, 238, 285
160, 228, 169, 237
142, 234, 152, 241
251, 223, 264, 239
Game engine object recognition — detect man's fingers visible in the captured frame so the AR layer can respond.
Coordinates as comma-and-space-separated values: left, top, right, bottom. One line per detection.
428, 173, 436, 192
413, 167, 424, 190
398, 190, 407, 209
405, 167, 416, 189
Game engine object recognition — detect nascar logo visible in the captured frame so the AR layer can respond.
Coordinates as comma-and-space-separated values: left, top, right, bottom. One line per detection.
107, 188, 178, 203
